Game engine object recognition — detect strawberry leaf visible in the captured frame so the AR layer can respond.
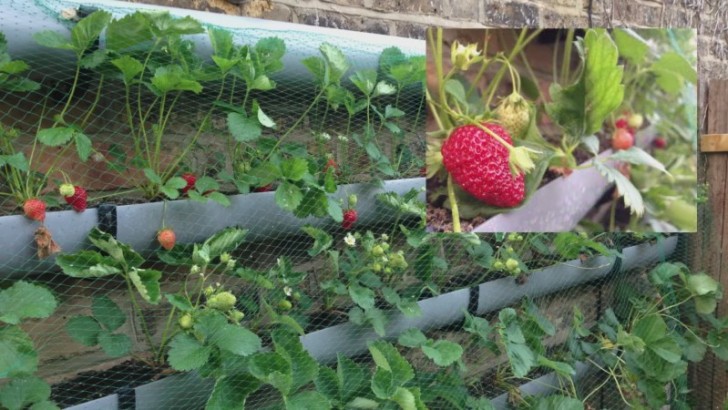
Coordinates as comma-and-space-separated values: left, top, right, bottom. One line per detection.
0, 282, 57, 325
593, 161, 644, 216
546, 29, 624, 139
128, 268, 162, 304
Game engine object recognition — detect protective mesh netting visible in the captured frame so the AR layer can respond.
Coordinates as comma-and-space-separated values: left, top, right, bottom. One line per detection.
0, 6, 717, 410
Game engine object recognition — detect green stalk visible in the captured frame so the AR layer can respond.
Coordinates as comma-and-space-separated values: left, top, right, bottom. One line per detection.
560, 29, 575, 85
155, 305, 177, 363
55, 64, 82, 124
125, 276, 158, 358
263, 86, 326, 162
484, 29, 542, 107
447, 174, 461, 233
80, 75, 105, 129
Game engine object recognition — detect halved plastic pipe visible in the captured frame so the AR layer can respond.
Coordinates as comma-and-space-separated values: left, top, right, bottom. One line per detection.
0, 178, 425, 275
474, 126, 660, 232
301, 236, 678, 363
4, 0, 424, 81
489, 362, 591, 409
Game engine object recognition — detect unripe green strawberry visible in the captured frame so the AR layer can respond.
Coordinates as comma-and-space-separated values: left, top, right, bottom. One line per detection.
230, 309, 245, 322
494, 93, 531, 139
628, 113, 643, 129
371, 245, 384, 256
493, 260, 504, 270
278, 299, 292, 310
178, 314, 193, 329
207, 291, 237, 311
59, 183, 75, 197
505, 258, 519, 271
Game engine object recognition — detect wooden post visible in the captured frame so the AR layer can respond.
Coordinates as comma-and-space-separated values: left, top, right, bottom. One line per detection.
691, 80, 728, 408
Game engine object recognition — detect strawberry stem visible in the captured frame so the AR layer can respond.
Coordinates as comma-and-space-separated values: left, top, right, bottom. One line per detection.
447, 174, 461, 233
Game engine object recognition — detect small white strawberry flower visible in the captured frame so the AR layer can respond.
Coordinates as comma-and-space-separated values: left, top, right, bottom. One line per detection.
344, 233, 356, 247
381, 234, 389, 241
190, 265, 201, 275
284, 286, 293, 297
337, 135, 348, 142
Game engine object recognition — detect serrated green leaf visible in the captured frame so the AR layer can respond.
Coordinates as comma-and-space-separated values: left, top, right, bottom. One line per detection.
536, 355, 575, 377
286, 391, 331, 410
165, 176, 188, 190
444, 78, 467, 107
98, 331, 132, 357
421, 340, 463, 366
613, 29, 650, 65
0, 282, 57, 325
147, 13, 204, 37
65, 316, 101, 347
275, 182, 303, 211
212, 324, 261, 357
272, 329, 319, 392
349, 284, 375, 310
609, 147, 669, 175
594, 161, 644, 216
651, 52, 697, 95
398, 328, 427, 348
33, 31, 74, 51
545, 29, 624, 138
0, 376, 52, 410
227, 112, 261, 142
143, 168, 162, 185
0, 326, 37, 377
203, 227, 247, 259
302, 225, 333, 256
249, 351, 292, 395
373, 81, 396, 97
165, 293, 193, 312
167, 333, 212, 371
321, 43, 350, 83
80, 49, 107, 69
71, 10, 111, 54
128, 268, 162, 304
74, 132, 92, 162
106, 12, 152, 51
205, 374, 260, 410
92, 296, 126, 332
371, 368, 396, 399
0, 153, 29, 172
151, 65, 202, 94
37, 127, 74, 147
686, 273, 719, 296
368, 340, 414, 385
206, 191, 231, 207
281, 158, 309, 181
55, 251, 123, 279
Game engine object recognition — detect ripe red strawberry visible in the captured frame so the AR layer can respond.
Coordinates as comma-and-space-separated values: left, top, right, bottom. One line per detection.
157, 228, 176, 250
181, 173, 196, 195
342, 209, 357, 230
441, 123, 525, 208
254, 184, 273, 192
612, 128, 634, 150
652, 137, 667, 149
23, 198, 46, 222
419, 166, 427, 176
615, 118, 628, 129
62, 185, 88, 212
324, 158, 339, 174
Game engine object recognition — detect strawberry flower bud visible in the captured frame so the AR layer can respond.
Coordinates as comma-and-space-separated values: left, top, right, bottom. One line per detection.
451, 41, 482, 72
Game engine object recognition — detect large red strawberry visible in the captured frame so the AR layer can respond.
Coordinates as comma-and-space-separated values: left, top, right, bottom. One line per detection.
342, 209, 357, 230
60, 184, 88, 212
441, 123, 525, 208
254, 184, 274, 192
181, 173, 196, 195
157, 228, 176, 250
23, 198, 46, 222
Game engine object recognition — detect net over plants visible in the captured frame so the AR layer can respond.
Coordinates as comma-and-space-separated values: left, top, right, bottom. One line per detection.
0, 6, 720, 410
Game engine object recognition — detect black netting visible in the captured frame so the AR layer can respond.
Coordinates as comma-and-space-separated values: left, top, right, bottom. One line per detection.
0, 6, 718, 410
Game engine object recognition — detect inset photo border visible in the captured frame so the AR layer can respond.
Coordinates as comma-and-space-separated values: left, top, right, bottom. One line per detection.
426, 28, 698, 233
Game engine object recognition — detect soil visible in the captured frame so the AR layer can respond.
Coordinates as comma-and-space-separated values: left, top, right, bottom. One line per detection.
50, 359, 173, 408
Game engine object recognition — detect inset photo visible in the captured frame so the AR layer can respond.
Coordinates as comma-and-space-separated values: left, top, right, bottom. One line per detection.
426, 28, 698, 232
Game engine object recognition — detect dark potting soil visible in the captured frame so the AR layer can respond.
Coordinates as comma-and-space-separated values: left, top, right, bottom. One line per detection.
50, 360, 172, 408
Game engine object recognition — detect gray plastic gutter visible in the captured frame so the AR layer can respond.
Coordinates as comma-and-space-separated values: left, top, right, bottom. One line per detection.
4, 0, 424, 81
473, 125, 662, 232
300, 235, 678, 363
0, 178, 425, 275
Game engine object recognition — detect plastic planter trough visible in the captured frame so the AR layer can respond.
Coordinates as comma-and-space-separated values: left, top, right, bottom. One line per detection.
59, 235, 675, 409
473, 126, 660, 232
489, 362, 591, 409
4, 0, 423, 82
299, 235, 678, 363
0, 178, 424, 275
63, 371, 214, 410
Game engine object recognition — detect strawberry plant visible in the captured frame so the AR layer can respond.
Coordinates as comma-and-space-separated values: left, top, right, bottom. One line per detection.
65, 295, 132, 358
0, 281, 59, 409
426, 28, 696, 232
